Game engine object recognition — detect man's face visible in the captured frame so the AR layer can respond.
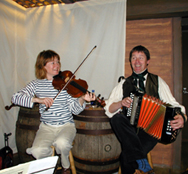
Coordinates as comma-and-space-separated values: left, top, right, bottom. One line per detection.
130, 51, 150, 74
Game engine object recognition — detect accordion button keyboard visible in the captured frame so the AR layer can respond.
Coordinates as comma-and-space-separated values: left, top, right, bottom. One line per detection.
166, 120, 172, 135
127, 93, 134, 117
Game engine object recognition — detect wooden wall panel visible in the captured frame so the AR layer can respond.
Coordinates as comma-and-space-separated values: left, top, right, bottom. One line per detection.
126, 18, 174, 93
125, 18, 175, 167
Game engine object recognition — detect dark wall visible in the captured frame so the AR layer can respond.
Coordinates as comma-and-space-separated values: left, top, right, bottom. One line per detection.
127, 0, 188, 20
182, 18, 188, 141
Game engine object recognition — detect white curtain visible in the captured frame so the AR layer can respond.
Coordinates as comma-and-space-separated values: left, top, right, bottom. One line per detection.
0, 0, 126, 152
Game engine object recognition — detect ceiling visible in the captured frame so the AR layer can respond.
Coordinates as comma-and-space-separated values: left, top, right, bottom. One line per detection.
13, 0, 87, 8
12, 0, 188, 20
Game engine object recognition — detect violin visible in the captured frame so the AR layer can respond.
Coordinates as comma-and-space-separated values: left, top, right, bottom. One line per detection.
53, 70, 88, 98
47, 45, 105, 109
52, 70, 106, 107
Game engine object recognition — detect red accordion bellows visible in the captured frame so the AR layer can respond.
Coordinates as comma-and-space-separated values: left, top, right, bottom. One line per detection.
137, 94, 166, 139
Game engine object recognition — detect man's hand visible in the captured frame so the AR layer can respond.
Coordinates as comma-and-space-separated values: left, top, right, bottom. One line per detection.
170, 114, 184, 131
121, 97, 133, 108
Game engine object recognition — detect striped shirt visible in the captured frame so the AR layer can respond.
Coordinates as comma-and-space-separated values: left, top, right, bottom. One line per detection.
12, 79, 85, 125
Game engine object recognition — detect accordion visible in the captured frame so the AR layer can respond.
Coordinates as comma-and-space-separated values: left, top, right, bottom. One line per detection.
127, 93, 181, 144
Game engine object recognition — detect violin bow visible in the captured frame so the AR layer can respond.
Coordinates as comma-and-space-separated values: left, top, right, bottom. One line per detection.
60, 45, 97, 93
45, 45, 97, 111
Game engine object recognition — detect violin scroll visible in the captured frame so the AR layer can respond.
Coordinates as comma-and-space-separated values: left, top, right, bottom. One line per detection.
95, 94, 106, 107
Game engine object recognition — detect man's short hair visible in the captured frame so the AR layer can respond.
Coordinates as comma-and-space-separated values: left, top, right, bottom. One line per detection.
129, 45, 150, 62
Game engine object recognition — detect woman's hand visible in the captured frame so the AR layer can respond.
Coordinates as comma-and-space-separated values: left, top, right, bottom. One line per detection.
79, 92, 96, 106
32, 97, 54, 108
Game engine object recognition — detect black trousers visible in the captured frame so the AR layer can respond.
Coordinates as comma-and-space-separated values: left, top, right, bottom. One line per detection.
110, 112, 158, 174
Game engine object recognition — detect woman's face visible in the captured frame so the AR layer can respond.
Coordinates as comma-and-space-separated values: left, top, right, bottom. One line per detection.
130, 51, 150, 74
44, 57, 60, 80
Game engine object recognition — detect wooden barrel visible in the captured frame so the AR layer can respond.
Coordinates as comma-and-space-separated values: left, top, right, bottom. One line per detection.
72, 107, 121, 174
16, 105, 40, 163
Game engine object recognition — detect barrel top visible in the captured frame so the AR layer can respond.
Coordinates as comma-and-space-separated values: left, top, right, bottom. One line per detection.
80, 108, 106, 116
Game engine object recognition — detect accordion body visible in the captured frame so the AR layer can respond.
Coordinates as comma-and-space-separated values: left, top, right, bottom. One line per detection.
127, 93, 181, 144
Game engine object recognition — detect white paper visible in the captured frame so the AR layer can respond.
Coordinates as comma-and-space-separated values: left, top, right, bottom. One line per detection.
0, 156, 58, 174
28, 156, 58, 174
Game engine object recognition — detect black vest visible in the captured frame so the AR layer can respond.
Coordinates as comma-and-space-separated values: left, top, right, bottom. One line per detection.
122, 72, 159, 115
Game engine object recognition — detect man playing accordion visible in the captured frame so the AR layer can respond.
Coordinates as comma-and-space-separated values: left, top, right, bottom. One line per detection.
104, 45, 187, 174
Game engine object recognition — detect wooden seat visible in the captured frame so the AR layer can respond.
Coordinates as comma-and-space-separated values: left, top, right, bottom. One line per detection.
51, 145, 76, 174
118, 152, 153, 174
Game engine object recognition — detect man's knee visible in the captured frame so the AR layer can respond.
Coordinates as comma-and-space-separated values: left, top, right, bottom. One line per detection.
111, 113, 125, 126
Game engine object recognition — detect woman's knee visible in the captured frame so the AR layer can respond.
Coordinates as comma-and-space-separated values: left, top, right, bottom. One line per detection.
54, 138, 72, 154
29, 146, 52, 159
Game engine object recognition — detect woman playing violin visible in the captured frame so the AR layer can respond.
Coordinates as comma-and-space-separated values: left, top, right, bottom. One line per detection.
12, 50, 95, 174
